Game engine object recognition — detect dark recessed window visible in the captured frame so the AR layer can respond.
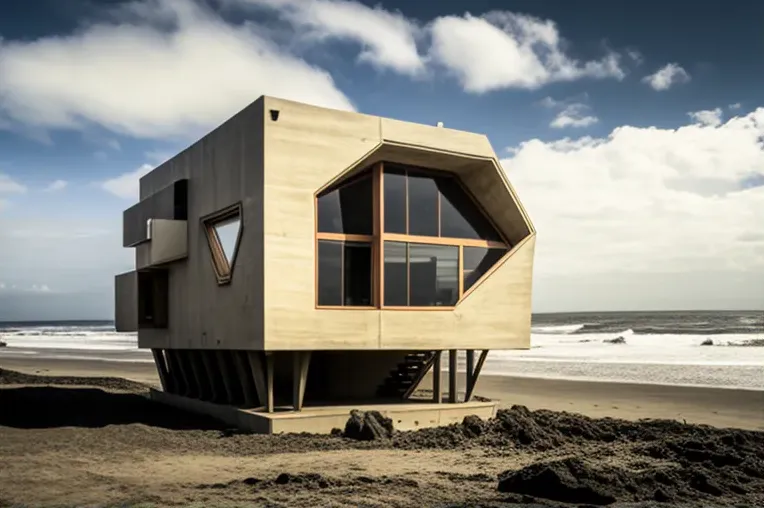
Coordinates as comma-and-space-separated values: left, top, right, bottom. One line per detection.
438, 178, 502, 241
463, 246, 508, 292
383, 168, 407, 234
317, 175, 373, 235
409, 244, 458, 306
138, 270, 168, 328
317, 240, 372, 306
383, 241, 408, 306
407, 173, 439, 237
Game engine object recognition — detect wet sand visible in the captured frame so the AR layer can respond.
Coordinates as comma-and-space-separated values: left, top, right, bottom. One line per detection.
1, 358, 763, 507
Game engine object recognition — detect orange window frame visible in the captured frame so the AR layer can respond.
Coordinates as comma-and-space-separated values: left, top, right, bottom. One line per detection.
315, 162, 511, 310
202, 203, 243, 286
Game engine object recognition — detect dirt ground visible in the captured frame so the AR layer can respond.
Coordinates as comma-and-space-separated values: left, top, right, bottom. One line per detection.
1, 368, 763, 508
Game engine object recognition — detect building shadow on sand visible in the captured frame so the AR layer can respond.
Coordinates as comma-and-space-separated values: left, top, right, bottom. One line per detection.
0, 386, 226, 430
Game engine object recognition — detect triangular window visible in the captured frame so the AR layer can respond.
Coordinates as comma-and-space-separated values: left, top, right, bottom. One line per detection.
215, 218, 240, 265
203, 204, 242, 285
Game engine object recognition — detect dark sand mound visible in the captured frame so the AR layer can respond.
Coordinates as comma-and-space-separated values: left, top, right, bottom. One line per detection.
390, 406, 764, 506
0, 367, 147, 391
497, 456, 750, 505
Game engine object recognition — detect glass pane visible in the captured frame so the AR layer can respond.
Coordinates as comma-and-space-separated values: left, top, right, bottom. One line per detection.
384, 241, 408, 306
344, 242, 372, 306
409, 244, 458, 306
214, 216, 241, 265
384, 168, 407, 234
407, 173, 439, 237
463, 246, 507, 292
317, 174, 373, 234
318, 240, 343, 305
437, 177, 503, 241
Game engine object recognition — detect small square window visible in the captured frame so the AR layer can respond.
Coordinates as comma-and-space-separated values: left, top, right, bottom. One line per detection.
203, 204, 242, 285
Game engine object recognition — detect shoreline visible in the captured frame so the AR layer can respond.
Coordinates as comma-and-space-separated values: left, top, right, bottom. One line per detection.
2, 355, 762, 431
2, 349, 763, 391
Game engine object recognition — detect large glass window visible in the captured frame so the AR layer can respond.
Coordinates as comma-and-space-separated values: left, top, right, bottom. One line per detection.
316, 162, 511, 309
382, 166, 504, 242
438, 178, 502, 241
463, 247, 508, 292
407, 174, 439, 236
383, 241, 408, 306
384, 242, 458, 307
409, 244, 458, 306
317, 174, 373, 235
383, 168, 407, 234
317, 240, 373, 307
317, 240, 343, 305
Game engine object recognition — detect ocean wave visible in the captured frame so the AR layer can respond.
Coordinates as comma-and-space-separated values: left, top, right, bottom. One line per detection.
571, 323, 761, 336
531, 324, 585, 335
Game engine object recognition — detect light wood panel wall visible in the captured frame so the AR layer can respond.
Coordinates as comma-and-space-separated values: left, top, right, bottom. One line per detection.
261, 97, 534, 351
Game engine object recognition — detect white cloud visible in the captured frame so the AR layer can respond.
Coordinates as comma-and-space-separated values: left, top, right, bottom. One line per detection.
30, 284, 51, 293
729, 102, 742, 110
0, 0, 354, 139
642, 63, 690, 91
688, 107, 723, 127
0, 282, 4, 290
239, 0, 424, 76
550, 103, 598, 129
43, 179, 68, 192
428, 11, 625, 93
0, 173, 26, 194
503, 107, 764, 308
101, 163, 154, 200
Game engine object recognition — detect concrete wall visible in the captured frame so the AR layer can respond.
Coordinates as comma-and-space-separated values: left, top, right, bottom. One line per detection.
114, 271, 137, 333
135, 219, 188, 269
136, 99, 265, 350
123, 182, 179, 247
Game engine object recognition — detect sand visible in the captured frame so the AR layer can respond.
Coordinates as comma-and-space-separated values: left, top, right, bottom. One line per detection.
1, 357, 763, 507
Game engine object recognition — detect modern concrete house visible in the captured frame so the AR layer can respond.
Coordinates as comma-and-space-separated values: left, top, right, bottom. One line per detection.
115, 96, 535, 433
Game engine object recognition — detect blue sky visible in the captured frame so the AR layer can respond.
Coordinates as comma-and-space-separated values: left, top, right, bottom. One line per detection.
0, 0, 763, 319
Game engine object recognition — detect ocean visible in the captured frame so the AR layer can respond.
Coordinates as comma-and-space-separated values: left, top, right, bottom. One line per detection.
0, 311, 762, 390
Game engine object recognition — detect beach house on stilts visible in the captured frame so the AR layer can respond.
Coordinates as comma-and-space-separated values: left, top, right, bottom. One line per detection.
114, 96, 536, 433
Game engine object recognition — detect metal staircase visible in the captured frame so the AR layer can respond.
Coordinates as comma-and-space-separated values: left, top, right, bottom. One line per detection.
377, 351, 438, 399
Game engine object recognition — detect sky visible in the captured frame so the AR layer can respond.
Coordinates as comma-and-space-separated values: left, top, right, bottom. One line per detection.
0, 0, 763, 320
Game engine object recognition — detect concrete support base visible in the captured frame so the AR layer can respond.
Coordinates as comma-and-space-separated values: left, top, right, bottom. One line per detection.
149, 388, 497, 434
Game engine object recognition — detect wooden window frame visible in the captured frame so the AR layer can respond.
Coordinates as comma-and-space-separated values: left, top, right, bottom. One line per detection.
202, 203, 243, 286
315, 162, 511, 310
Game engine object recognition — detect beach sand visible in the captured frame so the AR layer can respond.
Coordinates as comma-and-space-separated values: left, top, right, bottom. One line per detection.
1, 357, 763, 507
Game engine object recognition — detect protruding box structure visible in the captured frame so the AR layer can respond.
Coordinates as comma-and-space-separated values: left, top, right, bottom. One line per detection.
116, 96, 535, 431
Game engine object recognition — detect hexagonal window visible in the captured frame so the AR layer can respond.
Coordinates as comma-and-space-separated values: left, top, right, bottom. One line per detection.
315, 163, 513, 309
203, 204, 242, 285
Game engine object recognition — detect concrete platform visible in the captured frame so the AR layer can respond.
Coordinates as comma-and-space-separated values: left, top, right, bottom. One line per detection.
149, 389, 498, 434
